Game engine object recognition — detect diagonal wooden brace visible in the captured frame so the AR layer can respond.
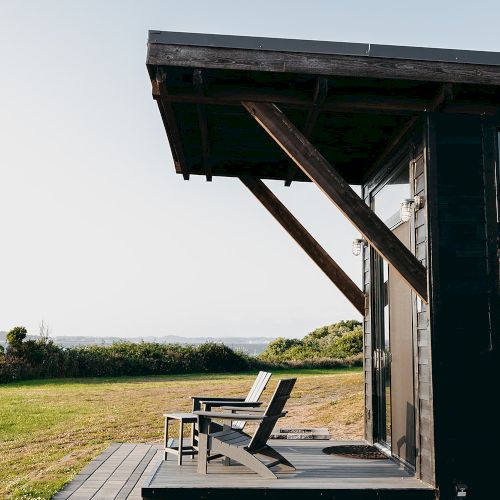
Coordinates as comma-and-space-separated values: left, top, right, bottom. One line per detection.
242, 101, 428, 303
240, 175, 365, 315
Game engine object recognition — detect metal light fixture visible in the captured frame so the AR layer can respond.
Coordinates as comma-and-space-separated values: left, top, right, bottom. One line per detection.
352, 238, 367, 256
400, 195, 424, 222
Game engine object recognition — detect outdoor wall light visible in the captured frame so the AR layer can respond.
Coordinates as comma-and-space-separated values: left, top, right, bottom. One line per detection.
400, 195, 424, 222
352, 238, 367, 256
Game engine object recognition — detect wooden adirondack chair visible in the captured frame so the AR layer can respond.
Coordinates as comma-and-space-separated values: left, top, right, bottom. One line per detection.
195, 378, 296, 479
191, 370, 272, 431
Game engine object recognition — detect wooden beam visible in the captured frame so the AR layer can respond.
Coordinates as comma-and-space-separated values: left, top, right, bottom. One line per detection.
148, 43, 500, 86
156, 86, 500, 116
285, 76, 329, 186
156, 69, 189, 180
240, 175, 365, 314
158, 88, 433, 115
193, 69, 212, 181
242, 101, 429, 302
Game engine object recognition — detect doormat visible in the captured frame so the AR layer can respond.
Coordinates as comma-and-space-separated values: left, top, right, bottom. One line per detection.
322, 445, 387, 459
270, 428, 330, 440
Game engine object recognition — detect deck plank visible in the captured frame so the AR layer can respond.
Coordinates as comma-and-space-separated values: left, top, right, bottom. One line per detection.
54, 441, 435, 500
115, 447, 160, 500
143, 440, 435, 499
53, 443, 161, 500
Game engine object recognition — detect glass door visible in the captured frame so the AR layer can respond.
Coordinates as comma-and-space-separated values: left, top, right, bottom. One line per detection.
371, 163, 411, 451
373, 252, 391, 449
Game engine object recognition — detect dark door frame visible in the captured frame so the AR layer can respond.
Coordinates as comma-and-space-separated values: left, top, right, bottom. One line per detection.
367, 153, 416, 457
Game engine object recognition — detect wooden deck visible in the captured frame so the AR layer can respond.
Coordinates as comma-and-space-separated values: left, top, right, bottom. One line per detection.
53, 441, 435, 500
52, 443, 162, 500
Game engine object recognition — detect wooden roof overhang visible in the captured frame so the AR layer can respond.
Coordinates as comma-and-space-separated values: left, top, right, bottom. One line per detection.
147, 31, 500, 184
147, 31, 500, 308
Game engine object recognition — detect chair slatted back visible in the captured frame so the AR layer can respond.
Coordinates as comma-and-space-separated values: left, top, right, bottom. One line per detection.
244, 371, 272, 403
247, 378, 296, 452
232, 371, 272, 430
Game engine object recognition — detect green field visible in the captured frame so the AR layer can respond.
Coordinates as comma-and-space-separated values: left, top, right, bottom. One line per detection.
0, 369, 363, 499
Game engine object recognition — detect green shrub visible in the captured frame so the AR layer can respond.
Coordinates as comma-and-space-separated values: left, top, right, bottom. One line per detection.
254, 353, 362, 370
195, 342, 250, 372
259, 320, 363, 363
261, 337, 303, 358
333, 327, 363, 357
6, 326, 27, 351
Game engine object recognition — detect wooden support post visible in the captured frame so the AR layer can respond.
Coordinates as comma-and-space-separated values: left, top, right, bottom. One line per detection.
240, 175, 365, 315
193, 69, 212, 182
242, 101, 428, 302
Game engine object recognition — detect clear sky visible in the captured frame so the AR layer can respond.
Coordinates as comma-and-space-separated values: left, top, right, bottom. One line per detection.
1, 0, 499, 339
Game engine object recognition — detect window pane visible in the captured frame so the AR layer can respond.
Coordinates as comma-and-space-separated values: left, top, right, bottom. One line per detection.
373, 167, 410, 226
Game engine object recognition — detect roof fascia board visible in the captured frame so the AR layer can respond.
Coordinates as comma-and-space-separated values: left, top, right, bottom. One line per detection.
148, 30, 500, 67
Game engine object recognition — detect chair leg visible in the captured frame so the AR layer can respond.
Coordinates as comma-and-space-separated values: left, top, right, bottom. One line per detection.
164, 418, 169, 461
191, 422, 196, 459
230, 449, 277, 479
197, 434, 208, 474
257, 445, 295, 470
190, 420, 195, 456
178, 420, 184, 466
212, 443, 277, 479
197, 418, 208, 474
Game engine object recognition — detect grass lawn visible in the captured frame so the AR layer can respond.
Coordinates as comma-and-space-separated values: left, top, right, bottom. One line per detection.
0, 368, 363, 499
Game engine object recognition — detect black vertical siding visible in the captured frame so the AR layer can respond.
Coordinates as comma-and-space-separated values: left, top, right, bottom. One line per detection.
426, 113, 499, 498
414, 148, 435, 485
363, 187, 373, 443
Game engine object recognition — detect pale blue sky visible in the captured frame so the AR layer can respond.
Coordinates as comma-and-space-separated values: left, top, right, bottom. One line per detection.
1, 1, 499, 338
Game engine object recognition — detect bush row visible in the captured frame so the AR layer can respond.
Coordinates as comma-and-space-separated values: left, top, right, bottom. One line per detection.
0, 340, 252, 383
0, 321, 364, 383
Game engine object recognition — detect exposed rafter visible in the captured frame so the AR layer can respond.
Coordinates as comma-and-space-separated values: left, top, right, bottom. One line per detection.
155, 69, 189, 180
285, 76, 329, 187
158, 88, 444, 114
193, 69, 212, 182
157, 83, 500, 118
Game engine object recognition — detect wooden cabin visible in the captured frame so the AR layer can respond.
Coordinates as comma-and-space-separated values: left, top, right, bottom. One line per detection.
145, 31, 499, 499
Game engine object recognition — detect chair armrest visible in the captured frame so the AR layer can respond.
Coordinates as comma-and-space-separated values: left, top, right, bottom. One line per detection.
190, 396, 245, 402
194, 411, 286, 422
219, 406, 266, 412
191, 396, 245, 411
203, 401, 262, 408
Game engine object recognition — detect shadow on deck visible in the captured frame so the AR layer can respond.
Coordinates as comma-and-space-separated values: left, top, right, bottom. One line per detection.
53, 441, 436, 500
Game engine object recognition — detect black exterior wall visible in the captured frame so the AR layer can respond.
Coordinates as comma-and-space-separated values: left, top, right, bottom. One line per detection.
426, 113, 499, 499
363, 114, 499, 498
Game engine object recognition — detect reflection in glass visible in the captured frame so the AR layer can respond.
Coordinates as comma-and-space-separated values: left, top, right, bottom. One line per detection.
372, 164, 409, 449
382, 259, 391, 447
373, 167, 410, 227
